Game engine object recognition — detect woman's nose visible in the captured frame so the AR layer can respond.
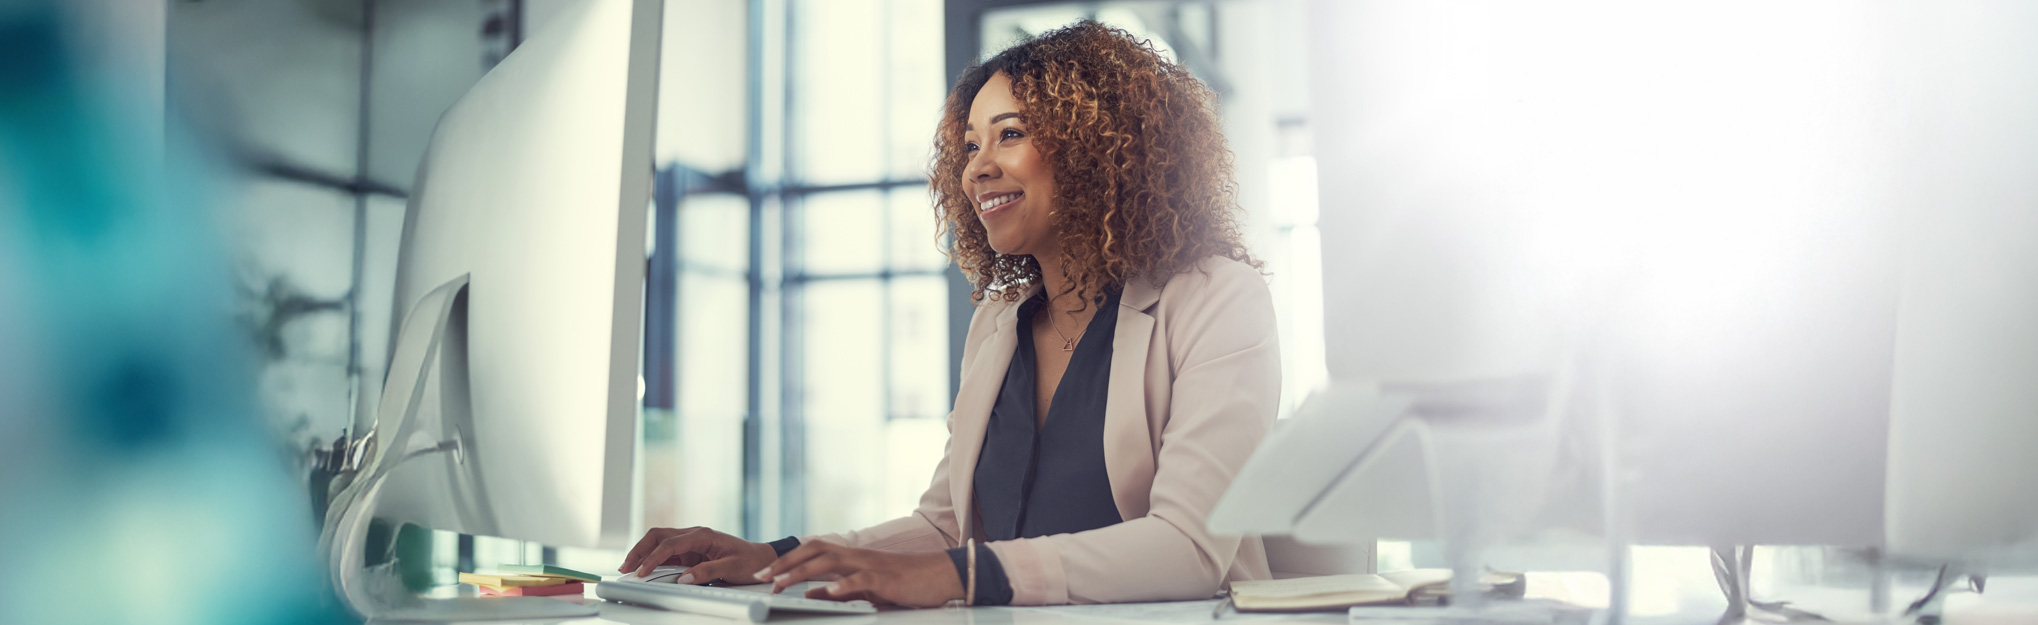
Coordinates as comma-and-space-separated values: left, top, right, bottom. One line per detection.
964, 151, 998, 182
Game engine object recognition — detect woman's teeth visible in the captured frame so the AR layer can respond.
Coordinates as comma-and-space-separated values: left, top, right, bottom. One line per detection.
982, 193, 1021, 211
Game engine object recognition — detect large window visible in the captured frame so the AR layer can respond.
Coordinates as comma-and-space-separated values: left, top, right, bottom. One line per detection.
782, 0, 952, 536
603, 0, 955, 550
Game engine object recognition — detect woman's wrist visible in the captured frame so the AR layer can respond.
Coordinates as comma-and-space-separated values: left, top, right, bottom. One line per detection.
943, 542, 1011, 605
758, 541, 778, 560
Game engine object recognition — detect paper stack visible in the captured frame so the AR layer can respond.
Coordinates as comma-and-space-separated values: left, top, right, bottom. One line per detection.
459, 564, 600, 598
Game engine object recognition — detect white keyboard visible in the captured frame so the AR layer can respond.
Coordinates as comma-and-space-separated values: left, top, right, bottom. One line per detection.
597, 579, 875, 622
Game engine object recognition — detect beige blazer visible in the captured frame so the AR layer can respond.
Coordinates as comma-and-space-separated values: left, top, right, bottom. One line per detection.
807, 256, 1281, 605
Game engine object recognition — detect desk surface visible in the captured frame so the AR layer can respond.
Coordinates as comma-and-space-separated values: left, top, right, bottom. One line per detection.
389, 576, 2038, 625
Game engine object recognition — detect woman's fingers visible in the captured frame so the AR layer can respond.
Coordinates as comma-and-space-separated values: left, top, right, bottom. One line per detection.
756, 541, 824, 581
769, 551, 847, 594
619, 526, 705, 572
629, 537, 680, 578
806, 572, 877, 603
618, 529, 670, 572
756, 542, 946, 604
633, 532, 706, 578
680, 556, 753, 585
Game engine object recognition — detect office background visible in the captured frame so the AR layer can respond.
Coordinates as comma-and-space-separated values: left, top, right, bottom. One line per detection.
168, 0, 1329, 580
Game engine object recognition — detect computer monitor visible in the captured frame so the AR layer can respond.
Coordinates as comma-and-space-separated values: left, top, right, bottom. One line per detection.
1881, 1, 2038, 567
319, 0, 661, 618
365, 0, 660, 552
1884, 180, 2038, 567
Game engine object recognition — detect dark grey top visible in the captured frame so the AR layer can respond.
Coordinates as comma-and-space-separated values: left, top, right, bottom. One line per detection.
973, 289, 1125, 541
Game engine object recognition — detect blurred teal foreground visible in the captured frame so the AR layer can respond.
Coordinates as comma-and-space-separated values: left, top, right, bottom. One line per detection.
0, 3, 346, 624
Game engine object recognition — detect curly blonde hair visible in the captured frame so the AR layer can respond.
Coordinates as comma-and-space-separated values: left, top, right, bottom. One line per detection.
930, 20, 1260, 308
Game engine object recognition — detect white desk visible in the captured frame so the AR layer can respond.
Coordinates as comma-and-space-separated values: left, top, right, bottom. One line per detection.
387, 576, 2038, 625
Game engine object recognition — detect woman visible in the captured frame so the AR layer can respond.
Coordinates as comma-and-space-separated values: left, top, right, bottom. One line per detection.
617, 20, 1280, 607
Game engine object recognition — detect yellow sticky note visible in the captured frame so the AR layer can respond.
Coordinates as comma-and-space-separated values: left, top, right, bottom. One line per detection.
460, 572, 570, 588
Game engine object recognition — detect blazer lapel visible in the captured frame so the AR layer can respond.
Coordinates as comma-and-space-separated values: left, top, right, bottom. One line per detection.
1103, 279, 1162, 522
948, 285, 1036, 542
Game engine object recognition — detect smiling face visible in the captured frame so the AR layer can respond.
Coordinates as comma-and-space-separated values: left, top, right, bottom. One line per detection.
961, 72, 1060, 259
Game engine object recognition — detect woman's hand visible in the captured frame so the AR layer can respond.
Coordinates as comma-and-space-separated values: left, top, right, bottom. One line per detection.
758, 541, 963, 607
618, 526, 778, 584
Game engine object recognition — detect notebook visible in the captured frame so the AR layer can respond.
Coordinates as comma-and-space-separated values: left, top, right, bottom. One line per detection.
1227, 569, 1525, 612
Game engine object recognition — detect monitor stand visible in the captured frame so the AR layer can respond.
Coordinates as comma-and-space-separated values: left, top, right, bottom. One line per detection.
318, 275, 598, 622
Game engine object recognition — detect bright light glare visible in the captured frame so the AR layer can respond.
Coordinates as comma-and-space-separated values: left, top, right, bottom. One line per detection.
1315, 0, 1893, 381
1495, 1, 1888, 369
1268, 156, 1329, 417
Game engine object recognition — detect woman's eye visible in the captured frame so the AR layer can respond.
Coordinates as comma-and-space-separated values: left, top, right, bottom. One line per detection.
1001, 129, 1023, 141
963, 141, 979, 153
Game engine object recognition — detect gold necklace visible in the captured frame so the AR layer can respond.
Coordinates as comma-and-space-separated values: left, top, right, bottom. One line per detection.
1046, 308, 1086, 352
